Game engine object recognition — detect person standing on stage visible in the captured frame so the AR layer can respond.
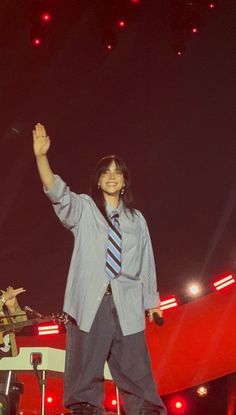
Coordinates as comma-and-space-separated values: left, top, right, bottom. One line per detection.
32, 122, 167, 415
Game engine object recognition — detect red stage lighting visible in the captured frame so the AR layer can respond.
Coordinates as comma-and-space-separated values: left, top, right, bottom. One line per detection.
37, 324, 59, 336
173, 43, 186, 57
191, 26, 199, 34
208, 1, 216, 9
45, 393, 59, 409
160, 295, 178, 310
213, 274, 235, 291
106, 43, 114, 51
32, 37, 42, 47
104, 394, 118, 411
103, 31, 116, 52
40, 12, 52, 23
46, 396, 54, 404
170, 396, 187, 413
130, 0, 141, 4
117, 19, 127, 29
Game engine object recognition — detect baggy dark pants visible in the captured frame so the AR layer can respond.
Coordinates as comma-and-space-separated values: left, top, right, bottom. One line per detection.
64, 293, 167, 415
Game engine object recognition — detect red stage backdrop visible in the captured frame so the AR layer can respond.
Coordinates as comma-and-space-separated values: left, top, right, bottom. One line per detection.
16, 287, 236, 413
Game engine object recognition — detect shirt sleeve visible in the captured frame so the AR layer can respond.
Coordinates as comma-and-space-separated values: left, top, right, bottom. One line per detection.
139, 214, 161, 310
44, 175, 85, 231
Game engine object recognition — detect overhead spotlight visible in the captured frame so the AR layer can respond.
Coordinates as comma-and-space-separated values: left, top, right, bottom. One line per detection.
173, 40, 186, 57
106, 43, 114, 51
130, 0, 141, 4
117, 19, 127, 29
40, 12, 52, 23
208, 1, 217, 9
103, 31, 117, 52
176, 49, 185, 57
191, 26, 199, 34
31, 35, 43, 48
32, 37, 42, 47
196, 385, 209, 398
30, 25, 43, 47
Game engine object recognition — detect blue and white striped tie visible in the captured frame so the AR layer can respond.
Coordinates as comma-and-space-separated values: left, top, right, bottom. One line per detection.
106, 212, 122, 279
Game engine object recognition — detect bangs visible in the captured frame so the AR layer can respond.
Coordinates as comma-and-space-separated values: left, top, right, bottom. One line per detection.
98, 155, 126, 176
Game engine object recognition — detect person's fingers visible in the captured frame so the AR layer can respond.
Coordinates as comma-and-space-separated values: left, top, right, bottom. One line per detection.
37, 123, 46, 137
14, 288, 25, 295
148, 311, 154, 323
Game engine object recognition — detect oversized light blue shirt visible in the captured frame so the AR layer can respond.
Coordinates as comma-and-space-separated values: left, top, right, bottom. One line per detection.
45, 175, 160, 335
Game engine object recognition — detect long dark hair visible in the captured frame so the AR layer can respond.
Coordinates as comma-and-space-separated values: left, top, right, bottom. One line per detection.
89, 155, 135, 219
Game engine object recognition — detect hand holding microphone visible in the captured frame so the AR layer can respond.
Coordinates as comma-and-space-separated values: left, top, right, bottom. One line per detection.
147, 307, 164, 326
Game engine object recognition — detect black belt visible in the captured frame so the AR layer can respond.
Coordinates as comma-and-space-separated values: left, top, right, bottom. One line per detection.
105, 283, 112, 295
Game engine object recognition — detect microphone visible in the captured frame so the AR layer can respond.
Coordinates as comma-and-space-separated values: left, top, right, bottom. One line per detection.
146, 311, 164, 326
152, 312, 164, 326
24, 305, 42, 319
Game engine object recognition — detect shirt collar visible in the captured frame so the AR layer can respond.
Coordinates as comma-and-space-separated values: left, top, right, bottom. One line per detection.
106, 200, 123, 218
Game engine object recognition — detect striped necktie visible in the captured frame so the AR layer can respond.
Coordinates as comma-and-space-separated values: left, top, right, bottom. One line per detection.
106, 212, 122, 279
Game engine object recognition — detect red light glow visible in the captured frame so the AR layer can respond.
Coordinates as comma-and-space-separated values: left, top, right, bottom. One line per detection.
170, 396, 187, 412
208, 2, 216, 9
213, 274, 235, 291
32, 37, 42, 47
160, 296, 178, 310
191, 26, 199, 34
46, 396, 53, 404
41, 12, 52, 23
130, 0, 141, 4
117, 19, 127, 29
37, 324, 59, 336
106, 44, 113, 51
104, 393, 120, 412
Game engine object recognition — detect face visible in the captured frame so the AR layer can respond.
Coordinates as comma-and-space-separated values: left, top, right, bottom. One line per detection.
98, 160, 125, 197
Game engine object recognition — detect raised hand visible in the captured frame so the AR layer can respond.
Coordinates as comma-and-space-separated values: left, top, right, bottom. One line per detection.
1, 286, 26, 313
32, 122, 55, 190
33, 123, 51, 157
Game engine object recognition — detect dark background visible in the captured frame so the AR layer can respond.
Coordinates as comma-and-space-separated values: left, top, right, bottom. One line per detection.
0, 0, 235, 315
